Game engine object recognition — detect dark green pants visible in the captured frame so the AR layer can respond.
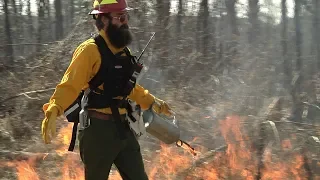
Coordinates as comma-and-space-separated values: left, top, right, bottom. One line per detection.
78, 116, 148, 180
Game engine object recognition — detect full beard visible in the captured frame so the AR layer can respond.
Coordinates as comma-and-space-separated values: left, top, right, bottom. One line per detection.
107, 22, 133, 48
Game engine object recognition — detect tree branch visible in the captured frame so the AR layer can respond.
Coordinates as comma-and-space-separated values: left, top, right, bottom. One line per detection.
0, 41, 62, 47
0, 88, 55, 104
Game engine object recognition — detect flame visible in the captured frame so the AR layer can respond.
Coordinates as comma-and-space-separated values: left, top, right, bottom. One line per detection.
60, 154, 84, 180
148, 143, 193, 179
281, 139, 293, 150
54, 121, 74, 156
219, 116, 256, 179
261, 153, 307, 180
16, 160, 39, 180
0, 156, 41, 180
2, 116, 317, 179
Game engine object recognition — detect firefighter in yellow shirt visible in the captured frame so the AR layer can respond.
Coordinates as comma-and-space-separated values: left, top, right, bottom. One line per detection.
41, 0, 173, 179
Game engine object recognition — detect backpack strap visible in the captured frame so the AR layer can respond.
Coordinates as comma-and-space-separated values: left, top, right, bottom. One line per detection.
88, 35, 112, 89
68, 35, 115, 151
68, 122, 80, 151
93, 35, 127, 140
68, 35, 142, 151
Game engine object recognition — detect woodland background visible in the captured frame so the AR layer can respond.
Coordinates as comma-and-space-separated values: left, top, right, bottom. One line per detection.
0, 0, 319, 179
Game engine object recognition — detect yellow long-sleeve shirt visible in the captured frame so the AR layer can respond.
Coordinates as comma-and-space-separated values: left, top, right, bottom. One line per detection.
46, 30, 155, 116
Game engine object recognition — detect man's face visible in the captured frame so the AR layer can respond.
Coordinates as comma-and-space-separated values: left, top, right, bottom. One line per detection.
106, 12, 132, 48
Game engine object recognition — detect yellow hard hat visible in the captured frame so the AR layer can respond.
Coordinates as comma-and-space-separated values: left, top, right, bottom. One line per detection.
89, 0, 131, 15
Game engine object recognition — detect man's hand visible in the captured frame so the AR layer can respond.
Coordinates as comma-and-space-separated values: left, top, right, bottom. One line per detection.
152, 98, 174, 117
41, 105, 58, 144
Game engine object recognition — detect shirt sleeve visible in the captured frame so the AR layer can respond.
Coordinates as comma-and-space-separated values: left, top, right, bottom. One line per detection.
128, 84, 155, 110
47, 41, 100, 116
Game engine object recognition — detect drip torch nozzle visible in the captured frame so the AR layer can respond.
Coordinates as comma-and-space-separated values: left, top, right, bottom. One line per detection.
176, 140, 197, 156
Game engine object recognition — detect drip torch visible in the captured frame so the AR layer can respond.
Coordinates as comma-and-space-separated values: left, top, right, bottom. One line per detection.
137, 32, 197, 156
142, 108, 197, 156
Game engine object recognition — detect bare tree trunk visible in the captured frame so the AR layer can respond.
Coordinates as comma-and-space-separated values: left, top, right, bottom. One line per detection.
37, 0, 45, 52
54, 0, 63, 40
198, 0, 209, 57
295, 0, 302, 72
10, 0, 18, 57
282, 0, 291, 87
155, 0, 170, 68
70, 0, 74, 26
11, 0, 17, 14
27, 0, 35, 54
248, 0, 259, 45
173, 0, 183, 89
3, 0, 14, 63
225, 0, 239, 61
177, 0, 183, 33
45, 0, 53, 41
211, 0, 217, 57
27, 0, 33, 34
18, 0, 22, 12
218, 0, 225, 66
18, 0, 24, 56
264, 0, 272, 45
291, 0, 303, 122
313, 0, 320, 70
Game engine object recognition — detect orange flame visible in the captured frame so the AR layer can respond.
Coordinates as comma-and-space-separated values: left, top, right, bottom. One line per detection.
262, 153, 307, 180
2, 116, 317, 179
148, 143, 193, 179
61, 154, 84, 180
219, 116, 256, 179
16, 161, 39, 180
281, 139, 293, 150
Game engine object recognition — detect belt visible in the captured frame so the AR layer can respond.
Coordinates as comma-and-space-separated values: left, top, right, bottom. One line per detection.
88, 110, 126, 121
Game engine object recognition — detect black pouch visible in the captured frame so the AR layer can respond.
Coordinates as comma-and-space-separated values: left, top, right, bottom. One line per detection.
64, 91, 84, 123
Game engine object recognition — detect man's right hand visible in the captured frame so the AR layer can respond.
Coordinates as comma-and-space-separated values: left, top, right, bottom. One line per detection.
41, 105, 58, 144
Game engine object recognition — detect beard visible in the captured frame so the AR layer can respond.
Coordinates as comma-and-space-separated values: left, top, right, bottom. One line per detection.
106, 21, 133, 48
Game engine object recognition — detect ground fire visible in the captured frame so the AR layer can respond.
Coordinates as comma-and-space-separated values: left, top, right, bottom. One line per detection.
0, 114, 319, 179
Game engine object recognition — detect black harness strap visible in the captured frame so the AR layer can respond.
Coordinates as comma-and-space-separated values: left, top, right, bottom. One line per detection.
91, 35, 127, 140
67, 92, 84, 151
68, 36, 120, 151
89, 35, 110, 88
68, 124, 78, 151
68, 36, 108, 151
68, 35, 138, 151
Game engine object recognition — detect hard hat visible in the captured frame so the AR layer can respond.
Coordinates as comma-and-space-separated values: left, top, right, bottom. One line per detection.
89, 0, 131, 15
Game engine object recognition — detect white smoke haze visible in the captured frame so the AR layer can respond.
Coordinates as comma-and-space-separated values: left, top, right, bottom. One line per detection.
0, 0, 319, 179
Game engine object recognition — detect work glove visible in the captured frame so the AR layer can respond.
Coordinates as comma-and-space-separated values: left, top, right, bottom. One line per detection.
41, 104, 58, 144
152, 97, 174, 118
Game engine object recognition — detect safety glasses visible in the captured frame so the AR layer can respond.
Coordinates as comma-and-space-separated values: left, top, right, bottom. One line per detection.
111, 13, 130, 23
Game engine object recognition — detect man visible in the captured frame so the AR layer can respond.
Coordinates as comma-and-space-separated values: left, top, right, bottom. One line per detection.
41, 0, 173, 179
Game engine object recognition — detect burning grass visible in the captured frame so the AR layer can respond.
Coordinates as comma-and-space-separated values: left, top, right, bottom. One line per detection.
0, 116, 319, 180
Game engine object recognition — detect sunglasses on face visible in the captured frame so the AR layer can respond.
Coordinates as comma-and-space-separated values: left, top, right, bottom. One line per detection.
111, 13, 130, 23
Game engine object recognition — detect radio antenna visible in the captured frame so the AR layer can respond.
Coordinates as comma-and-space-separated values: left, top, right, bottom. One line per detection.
137, 32, 156, 63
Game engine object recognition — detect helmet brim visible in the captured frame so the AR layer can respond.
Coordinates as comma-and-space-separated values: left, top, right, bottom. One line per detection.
89, 7, 133, 15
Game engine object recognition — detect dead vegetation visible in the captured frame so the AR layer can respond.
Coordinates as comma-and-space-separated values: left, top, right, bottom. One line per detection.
0, 10, 320, 180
